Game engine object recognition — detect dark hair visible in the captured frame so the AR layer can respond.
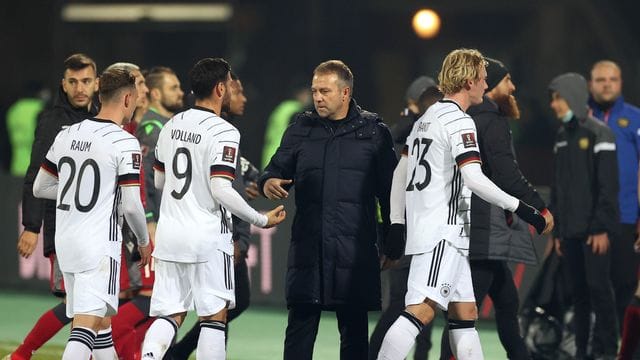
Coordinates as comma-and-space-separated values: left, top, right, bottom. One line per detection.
189, 58, 231, 100
313, 60, 354, 93
63, 53, 97, 75
99, 68, 136, 103
146, 66, 177, 91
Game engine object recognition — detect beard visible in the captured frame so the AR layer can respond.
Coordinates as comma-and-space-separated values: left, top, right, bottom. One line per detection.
493, 93, 521, 119
162, 99, 184, 113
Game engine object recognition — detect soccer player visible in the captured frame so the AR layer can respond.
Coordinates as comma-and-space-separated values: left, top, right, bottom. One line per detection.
140, 58, 286, 360
32, 67, 151, 359
376, 48, 549, 360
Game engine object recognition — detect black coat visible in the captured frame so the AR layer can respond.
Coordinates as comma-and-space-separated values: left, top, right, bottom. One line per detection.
259, 99, 397, 310
467, 97, 546, 264
551, 116, 619, 239
22, 86, 98, 256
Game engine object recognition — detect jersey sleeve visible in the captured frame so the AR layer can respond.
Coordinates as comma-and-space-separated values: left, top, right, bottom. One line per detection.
445, 114, 482, 167
210, 127, 241, 181
153, 126, 167, 174
40, 132, 63, 178
117, 135, 142, 187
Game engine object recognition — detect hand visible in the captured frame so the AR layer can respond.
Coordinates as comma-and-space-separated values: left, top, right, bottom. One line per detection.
554, 237, 563, 257
17, 230, 39, 258
383, 223, 406, 260
515, 201, 545, 234
245, 181, 259, 200
264, 205, 286, 228
147, 222, 157, 246
137, 243, 151, 268
587, 232, 609, 255
541, 209, 554, 235
263, 178, 293, 200
380, 255, 400, 270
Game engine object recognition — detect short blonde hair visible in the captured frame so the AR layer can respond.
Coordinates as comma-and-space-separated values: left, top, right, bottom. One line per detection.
437, 48, 487, 95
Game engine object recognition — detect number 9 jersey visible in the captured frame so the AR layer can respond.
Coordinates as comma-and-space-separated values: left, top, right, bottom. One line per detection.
153, 107, 239, 263
42, 118, 142, 273
404, 100, 482, 255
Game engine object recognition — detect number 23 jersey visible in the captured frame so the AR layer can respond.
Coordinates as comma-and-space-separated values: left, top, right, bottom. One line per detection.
404, 100, 482, 255
42, 118, 142, 273
153, 107, 238, 263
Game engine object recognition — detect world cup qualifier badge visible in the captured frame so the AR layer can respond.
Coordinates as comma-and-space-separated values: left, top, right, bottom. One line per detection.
132, 153, 141, 170
440, 283, 452, 298
222, 146, 236, 163
461, 133, 477, 148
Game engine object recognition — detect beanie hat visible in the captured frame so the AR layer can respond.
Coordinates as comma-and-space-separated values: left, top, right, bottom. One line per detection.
406, 76, 437, 102
485, 57, 509, 92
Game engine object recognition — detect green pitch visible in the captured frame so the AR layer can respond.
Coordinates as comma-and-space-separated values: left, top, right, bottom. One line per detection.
0, 291, 504, 359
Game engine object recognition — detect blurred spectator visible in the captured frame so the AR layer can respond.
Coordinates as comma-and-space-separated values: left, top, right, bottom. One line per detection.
549, 72, 619, 359
5, 82, 49, 177
588, 60, 640, 332
260, 79, 311, 169
368, 75, 439, 360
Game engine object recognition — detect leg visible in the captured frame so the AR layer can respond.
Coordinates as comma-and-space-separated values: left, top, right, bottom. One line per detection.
447, 302, 483, 360
141, 314, 184, 359
378, 300, 438, 360
93, 317, 118, 360
583, 237, 618, 358
488, 262, 529, 360
63, 314, 103, 360
227, 256, 250, 323
561, 237, 591, 358
609, 224, 639, 332
619, 288, 640, 360
369, 267, 410, 360
196, 308, 228, 360
413, 319, 433, 360
284, 304, 322, 360
112, 295, 151, 359
336, 306, 369, 360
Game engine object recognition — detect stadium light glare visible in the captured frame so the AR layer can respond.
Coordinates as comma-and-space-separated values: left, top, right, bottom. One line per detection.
61, 3, 233, 22
412, 9, 441, 39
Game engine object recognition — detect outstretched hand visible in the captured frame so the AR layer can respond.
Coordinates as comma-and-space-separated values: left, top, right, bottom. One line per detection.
264, 205, 286, 228
263, 178, 293, 200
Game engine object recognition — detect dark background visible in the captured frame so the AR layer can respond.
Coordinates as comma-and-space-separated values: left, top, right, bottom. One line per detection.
2, 0, 640, 185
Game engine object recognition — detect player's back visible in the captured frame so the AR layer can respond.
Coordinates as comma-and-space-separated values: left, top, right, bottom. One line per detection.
404, 100, 479, 254
154, 107, 238, 263
46, 118, 141, 272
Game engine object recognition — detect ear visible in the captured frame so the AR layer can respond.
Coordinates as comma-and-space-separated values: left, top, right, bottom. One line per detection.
464, 79, 473, 90
94, 77, 99, 92
124, 92, 131, 108
343, 86, 350, 100
150, 88, 161, 101
215, 82, 225, 98
61, 78, 67, 92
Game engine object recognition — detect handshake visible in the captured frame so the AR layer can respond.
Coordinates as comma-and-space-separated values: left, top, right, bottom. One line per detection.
514, 201, 554, 235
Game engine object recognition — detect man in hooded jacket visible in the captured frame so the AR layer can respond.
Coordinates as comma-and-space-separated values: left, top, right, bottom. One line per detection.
549, 72, 619, 359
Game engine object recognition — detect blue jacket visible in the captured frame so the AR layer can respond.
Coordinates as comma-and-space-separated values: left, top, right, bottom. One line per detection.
589, 96, 640, 224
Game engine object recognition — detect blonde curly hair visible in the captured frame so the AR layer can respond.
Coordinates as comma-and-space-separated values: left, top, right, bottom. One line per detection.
437, 48, 487, 95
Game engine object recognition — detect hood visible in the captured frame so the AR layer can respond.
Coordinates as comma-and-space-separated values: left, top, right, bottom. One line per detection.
548, 72, 589, 119
467, 95, 499, 117
52, 85, 100, 118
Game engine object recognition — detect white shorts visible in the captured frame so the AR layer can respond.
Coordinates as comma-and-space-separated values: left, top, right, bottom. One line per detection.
63, 256, 120, 318
405, 239, 475, 311
150, 247, 235, 317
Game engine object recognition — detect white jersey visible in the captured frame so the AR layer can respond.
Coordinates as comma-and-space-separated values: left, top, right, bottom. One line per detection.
153, 107, 238, 263
43, 118, 142, 273
404, 100, 482, 254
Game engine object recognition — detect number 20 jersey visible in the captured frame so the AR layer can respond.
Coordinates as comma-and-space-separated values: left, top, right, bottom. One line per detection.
42, 118, 142, 273
404, 100, 482, 255
153, 107, 239, 263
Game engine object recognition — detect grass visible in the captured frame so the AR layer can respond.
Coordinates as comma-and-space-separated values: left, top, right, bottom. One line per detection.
0, 291, 504, 359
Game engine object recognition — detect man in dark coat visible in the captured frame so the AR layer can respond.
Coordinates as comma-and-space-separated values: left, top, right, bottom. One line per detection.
12, 53, 99, 360
260, 60, 397, 360
440, 57, 553, 360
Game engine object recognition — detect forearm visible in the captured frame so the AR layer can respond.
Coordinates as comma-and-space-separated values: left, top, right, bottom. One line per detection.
211, 177, 268, 227
121, 186, 150, 247
390, 156, 407, 224
460, 162, 519, 212
33, 169, 58, 200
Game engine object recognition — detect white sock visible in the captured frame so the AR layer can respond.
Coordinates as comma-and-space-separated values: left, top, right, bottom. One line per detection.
449, 320, 483, 360
196, 321, 226, 360
62, 326, 96, 360
377, 311, 422, 360
141, 317, 178, 359
93, 326, 118, 360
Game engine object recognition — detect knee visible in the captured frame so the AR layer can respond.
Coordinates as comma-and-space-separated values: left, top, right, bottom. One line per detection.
406, 302, 436, 325
448, 303, 478, 321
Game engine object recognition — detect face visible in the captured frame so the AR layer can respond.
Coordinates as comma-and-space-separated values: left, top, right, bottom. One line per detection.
159, 73, 184, 113
228, 79, 247, 116
123, 87, 139, 124
62, 66, 98, 108
491, 74, 516, 99
131, 69, 149, 109
468, 66, 488, 105
550, 92, 571, 119
311, 72, 349, 120
590, 64, 622, 104
220, 72, 233, 108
